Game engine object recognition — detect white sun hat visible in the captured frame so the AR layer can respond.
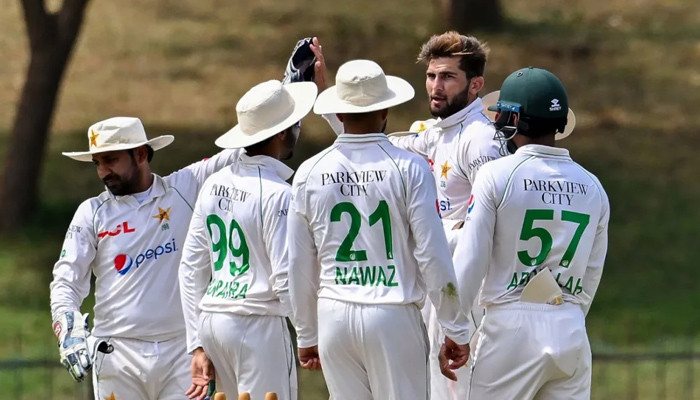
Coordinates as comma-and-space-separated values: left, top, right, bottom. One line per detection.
313, 59, 415, 115
215, 80, 317, 149
62, 117, 174, 162
482, 90, 576, 140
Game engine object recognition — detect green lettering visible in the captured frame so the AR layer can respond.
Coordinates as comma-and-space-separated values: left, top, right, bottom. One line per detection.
229, 282, 239, 299
360, 266, 376, 286
376, 268, 387, 286
348, 268, 360, 285
212, 280, 223, 297
387, 265, 398, 287
206, 280, 216, 295
335, 267, 347, 285
519, 272, 529, 286
563, 276, 574, 293
573, 278, 583, 295
507, 273, 519, 290
235, 284, 248, 299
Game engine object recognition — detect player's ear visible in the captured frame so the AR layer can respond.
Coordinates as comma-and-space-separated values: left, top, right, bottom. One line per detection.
135, 145, 149, 164
470, 76, 484, 95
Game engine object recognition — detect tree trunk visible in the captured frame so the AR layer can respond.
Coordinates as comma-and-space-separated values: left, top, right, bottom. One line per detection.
0, 0, 89, 233
440, 0, 503, 32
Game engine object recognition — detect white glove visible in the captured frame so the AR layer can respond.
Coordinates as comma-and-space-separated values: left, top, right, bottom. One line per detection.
53, 311, 113, 382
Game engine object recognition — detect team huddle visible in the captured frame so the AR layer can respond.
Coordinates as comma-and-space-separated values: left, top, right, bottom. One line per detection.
49, 32, 609, 400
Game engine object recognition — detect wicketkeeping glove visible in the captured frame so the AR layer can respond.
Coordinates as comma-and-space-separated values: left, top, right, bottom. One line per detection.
282, 37, 317, 84
54, 311, 114, 382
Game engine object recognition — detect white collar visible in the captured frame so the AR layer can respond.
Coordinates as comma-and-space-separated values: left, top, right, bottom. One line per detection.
239, 153, 295, 181
516, 144, 570, 158
434, 97, 485, 129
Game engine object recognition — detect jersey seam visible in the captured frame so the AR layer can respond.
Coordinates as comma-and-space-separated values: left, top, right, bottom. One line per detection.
455, 122, 473, 180
92, 197, 111, 236
497, 156, 535, 210
170, 185, 194, 211
258, 166, 264, 233
377, 143, 407, 197
571, 162, 605, 205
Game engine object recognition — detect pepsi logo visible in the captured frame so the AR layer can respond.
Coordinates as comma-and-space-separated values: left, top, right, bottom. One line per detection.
467, 194, 475, 214
112, 238, 178, 276
114, 254, 133, 275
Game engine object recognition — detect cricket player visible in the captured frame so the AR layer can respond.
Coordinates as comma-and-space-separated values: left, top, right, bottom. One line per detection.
288, 59, 470, 400
50, 116, 241, 400
178, 80, 317, 400
307, 33, 500, 399
453, 67, 610, 399
387, 32, 501, 399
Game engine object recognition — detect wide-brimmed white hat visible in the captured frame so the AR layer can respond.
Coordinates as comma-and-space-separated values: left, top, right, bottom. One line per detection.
215, 80, 317, 149
482, 90, 576, 140
313, 59, 415, 115
62, 117, 174, 162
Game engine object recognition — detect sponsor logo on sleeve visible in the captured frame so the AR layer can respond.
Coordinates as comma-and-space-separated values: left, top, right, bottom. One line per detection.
65, 225, 83, 239
467, 194, 475, 214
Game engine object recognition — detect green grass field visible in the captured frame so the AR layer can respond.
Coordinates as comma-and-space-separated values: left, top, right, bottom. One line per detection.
0, 0, 699, 398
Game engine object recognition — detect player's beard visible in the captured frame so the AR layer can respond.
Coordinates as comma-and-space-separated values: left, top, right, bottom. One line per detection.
102, 160, 141, 196
429, 86, 470, 119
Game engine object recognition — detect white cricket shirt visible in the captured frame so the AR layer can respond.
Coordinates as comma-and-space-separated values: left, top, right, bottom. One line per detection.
50, 150, 240, 341
389, 98, 501, 223
453, 144, 610, 320
288, 133, 469, 348
179, 154, 294, 353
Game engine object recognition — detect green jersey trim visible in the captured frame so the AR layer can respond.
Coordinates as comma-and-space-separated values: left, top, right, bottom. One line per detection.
377, 143, 407, 197
497, 156, 535, 210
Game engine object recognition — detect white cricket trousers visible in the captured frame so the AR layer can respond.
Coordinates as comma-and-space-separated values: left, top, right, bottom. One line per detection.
469, 302, 591, 400
317, 298, 430, 400
199, 312, 297, 400
422, 299, 481, 400
427, 219, 482, 400
92, 335, 190, 400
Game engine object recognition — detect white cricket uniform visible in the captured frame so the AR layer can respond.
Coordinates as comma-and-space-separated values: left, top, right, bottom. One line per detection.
50, 149, 240, 400
288, 133, 469, 400
389, 98, 501, 400
179, 154, 297, 400
453, 144, 610, 400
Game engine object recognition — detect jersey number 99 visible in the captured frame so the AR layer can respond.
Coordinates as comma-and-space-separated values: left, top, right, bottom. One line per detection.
206, 214, 250, 277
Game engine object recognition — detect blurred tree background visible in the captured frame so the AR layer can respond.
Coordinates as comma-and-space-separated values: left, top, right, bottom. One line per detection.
0, 0, 698, 398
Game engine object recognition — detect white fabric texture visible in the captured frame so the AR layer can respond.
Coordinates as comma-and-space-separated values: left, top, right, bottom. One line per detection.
453, 144, 609, 399
453, 144, 610, 315
92, 335, 190, 400
388, 98, 501, 399
317, 298, 429, 400
50, 149, 241, 341
469, 303, 591, 400
388, 98, 500, 221
179, 154, 294, 353
199, 312, 297, 400
288, 133, 469, 349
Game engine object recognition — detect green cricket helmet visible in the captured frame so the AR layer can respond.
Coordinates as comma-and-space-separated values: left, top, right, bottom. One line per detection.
488, 67, 569, 119
489, 67, 569, 154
